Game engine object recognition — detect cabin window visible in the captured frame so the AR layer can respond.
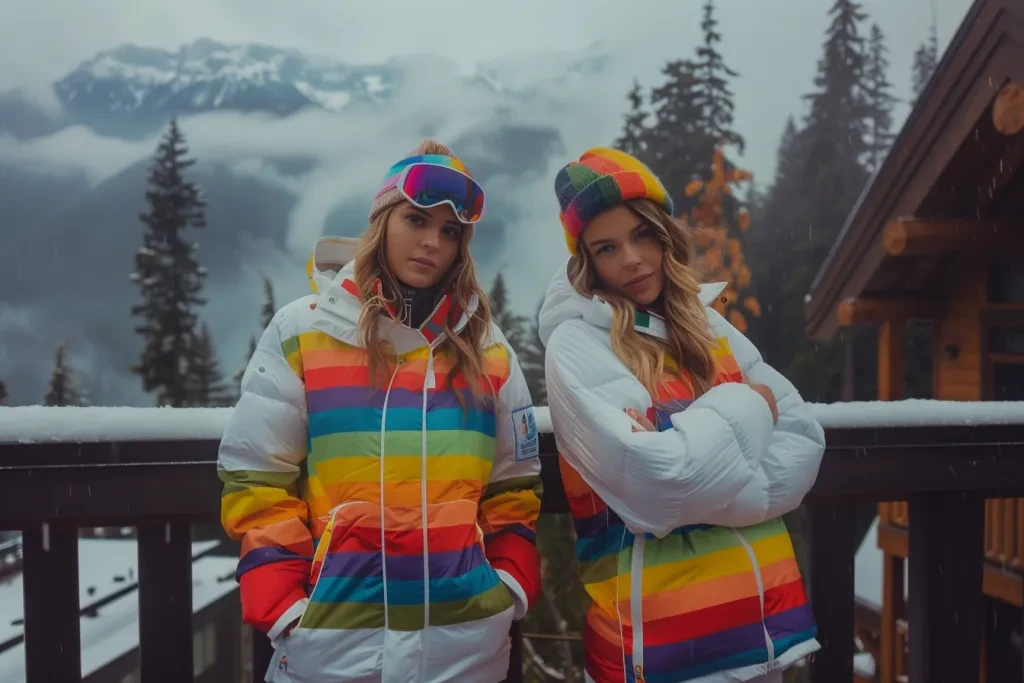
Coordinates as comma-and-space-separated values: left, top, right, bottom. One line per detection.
987, 262, 1024, 303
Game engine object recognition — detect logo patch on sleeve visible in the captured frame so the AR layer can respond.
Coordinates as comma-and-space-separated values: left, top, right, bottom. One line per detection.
511, 406, 539, 461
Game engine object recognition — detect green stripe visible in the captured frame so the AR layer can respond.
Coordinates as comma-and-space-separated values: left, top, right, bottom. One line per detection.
219, 468, 300, 497
301, 582, 513, 630
281, 334, 301, 358
481, 475, 543, 502
635, 309, 651, 329
309, 430, 496, 464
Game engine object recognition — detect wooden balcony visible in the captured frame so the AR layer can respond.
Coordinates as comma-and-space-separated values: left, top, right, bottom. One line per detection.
1, 403, 1024, 683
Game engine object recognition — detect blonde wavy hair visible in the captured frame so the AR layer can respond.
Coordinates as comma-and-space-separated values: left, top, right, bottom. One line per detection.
569, 198, 719, 398
352, 207, 494, 408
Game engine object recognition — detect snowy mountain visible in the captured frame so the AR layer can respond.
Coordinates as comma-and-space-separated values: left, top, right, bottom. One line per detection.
48, 39, 409, 135
0, 38, 614, 139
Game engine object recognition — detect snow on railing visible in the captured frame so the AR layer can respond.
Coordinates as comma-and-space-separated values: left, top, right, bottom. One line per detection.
0, 400, 1023, 445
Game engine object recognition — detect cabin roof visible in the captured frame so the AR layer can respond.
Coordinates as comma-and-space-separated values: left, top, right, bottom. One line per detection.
804, 0, 1024, 339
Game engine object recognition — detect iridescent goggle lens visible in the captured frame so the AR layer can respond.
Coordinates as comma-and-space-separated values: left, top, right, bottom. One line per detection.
393, 162, 486, 224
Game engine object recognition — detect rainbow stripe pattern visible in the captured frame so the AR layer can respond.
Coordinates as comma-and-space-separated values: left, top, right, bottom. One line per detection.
554, 147, 675, 253
219, 277, 542, 647
558, 334, 817, 683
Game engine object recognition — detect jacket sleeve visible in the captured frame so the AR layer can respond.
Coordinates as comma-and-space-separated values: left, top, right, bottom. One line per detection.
700, 309, 826, 527
218, 313, 313, 640
478, 343, 543, 620
545, 319, 774, 538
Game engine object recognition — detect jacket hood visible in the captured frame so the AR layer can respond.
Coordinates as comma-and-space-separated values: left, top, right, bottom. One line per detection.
306, 236, 481, 350
537, 257, 728, 347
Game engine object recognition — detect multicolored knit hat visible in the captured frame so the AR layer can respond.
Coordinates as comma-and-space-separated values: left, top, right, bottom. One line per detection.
368, 139, 474, 222
554, 147, 674, 253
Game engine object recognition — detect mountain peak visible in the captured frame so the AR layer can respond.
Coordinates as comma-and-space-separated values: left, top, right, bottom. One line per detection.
53, 38, 403, 133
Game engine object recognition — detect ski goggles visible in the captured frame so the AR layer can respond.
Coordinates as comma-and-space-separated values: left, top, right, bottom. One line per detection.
375, 154, 486, 224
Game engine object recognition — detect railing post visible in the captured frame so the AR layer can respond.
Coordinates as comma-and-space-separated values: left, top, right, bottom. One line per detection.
907, 495, 985, 683
138, 521, 193, 682
504, 620, 524, 683
21, 522, 81, 683
807, 503, 856, 683
252, 629, 274, 682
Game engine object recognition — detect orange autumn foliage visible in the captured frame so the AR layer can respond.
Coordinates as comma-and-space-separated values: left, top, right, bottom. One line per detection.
685, 146, 760, 331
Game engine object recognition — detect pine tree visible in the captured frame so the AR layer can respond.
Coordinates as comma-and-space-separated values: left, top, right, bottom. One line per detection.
130, 118, 208, 407
863, 23, 898, 170
44, 342, 87, 407
693, 0, 744, 154
911, 14, 939, 100
519, 299, 548, 406
0, 380, 7, 405
614, 79, 650, 159
260, 275, 277, 330
189, 323, 232, 407
646, 58, 707, 194
489, 271, 527, 353
803, 0, 870, 166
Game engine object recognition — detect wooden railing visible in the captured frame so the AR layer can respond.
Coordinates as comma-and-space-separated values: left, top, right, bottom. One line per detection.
2, 404, 1024, 683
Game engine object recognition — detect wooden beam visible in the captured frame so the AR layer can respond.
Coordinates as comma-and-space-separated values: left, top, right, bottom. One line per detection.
993, 81, 1024, 136
836, 297, 945, 326
882, 217, 1009, 255
878, 319, 905, 401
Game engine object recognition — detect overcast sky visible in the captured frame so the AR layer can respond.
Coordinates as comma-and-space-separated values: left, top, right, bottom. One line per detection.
2, 0, 975, 185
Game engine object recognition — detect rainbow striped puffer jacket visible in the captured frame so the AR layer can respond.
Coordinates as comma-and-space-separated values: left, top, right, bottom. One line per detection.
218, 238, 543, 683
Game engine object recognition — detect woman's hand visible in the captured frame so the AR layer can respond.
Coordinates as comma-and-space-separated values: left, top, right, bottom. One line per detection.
625, 408, 655, 432
742, 377, 778, 424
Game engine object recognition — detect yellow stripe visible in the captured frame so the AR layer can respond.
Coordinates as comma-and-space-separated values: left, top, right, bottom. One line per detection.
314, 454, 492, 483
586, 531, 795, 600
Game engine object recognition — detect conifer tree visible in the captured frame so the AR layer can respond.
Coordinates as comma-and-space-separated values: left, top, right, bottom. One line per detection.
863, 23, 898, 170
260, 275, 277, 330
488, 271, 527, 352
44, 342, 87, 407
130, 118, 208, 407
911, 14, 939, 100
189, 323, 232, 406
693, 0, 744, 155
613, 79, 650, 159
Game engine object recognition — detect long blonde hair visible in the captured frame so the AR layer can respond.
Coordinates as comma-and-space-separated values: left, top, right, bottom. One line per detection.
352, 207, 494, 407
569, 198, 718, 397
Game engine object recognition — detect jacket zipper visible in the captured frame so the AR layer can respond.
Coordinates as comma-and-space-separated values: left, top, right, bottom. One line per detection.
378, 364, 401, 640
731, 529, 775, 669
417, 348, 435, 682
630, 534, 646, 683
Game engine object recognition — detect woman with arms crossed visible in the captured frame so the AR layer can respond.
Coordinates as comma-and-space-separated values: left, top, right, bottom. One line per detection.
540, 148, 826, 683
219, 140, 542, 682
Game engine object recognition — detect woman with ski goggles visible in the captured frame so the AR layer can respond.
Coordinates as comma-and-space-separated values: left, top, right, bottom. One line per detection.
219, 139, 542, 682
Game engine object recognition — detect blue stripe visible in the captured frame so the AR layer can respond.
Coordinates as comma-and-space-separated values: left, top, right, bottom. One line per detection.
311, 562, 501, 606
308, 406, 496, 439
576, 522, 633, 562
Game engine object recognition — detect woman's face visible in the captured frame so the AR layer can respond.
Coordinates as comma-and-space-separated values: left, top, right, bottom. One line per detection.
581, 204, 665, 306
384, 201, 464, 288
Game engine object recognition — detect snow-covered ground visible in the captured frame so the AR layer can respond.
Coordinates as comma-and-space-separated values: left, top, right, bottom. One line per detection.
1, 399, 1023, 444
0, 538, 237, 682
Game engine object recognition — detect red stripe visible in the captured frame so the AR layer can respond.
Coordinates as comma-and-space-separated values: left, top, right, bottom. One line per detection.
643, 593, 763, 646
327, 522, 480, 555
486, 533, 541, 607
584, 611, 631, 679
764, 577, 810, 617
239, 559, 311, 633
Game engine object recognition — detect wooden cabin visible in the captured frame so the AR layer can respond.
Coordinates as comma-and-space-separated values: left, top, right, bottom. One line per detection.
804, 0, 1024, 680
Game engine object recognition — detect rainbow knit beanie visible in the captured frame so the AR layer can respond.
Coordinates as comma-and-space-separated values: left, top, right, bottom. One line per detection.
554, 147, 674, 254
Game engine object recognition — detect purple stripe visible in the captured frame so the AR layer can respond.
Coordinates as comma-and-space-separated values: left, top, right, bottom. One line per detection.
236, 546, 311, 580
644, 622, 767, 673
318, 545, 486, 582
573, 509, 618, 539
484, 524, 538, 545
766, 603, 817, 640
643, 603, 817, 673
307, 386, 471, 413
